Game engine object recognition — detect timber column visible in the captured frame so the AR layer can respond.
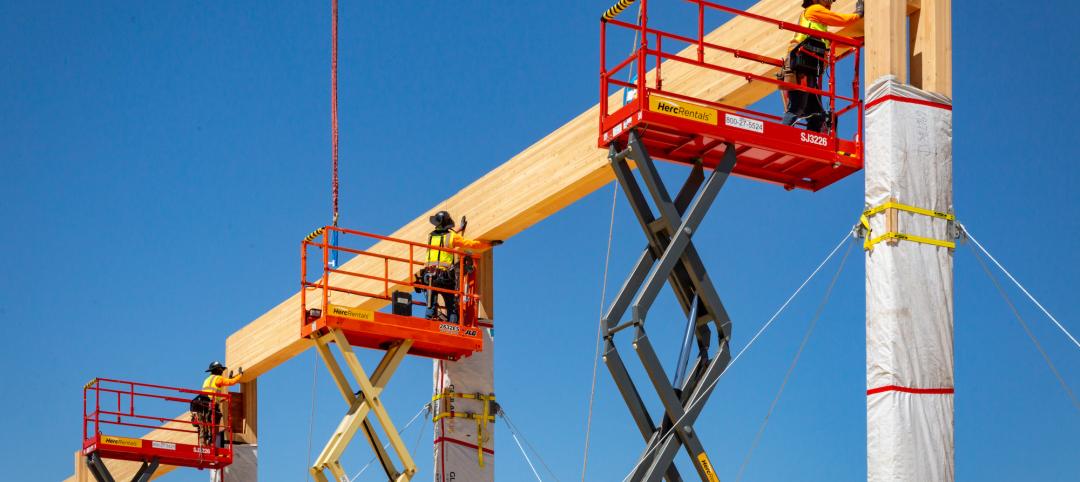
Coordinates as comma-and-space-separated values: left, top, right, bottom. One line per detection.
864, 0, 954, 480
433, 249, 496, 481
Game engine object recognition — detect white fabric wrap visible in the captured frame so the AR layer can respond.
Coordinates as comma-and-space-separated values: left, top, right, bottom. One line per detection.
865, 76, 954, 482
212, 444, 256, 482
433, 329, 495, 482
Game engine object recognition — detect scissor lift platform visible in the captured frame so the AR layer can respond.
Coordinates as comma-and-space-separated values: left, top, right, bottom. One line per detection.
600, 0, 865, 191
302, 305, 483, 361
82, 378, 233, 481
301, 226, 489, 481
301, 225, 485, 361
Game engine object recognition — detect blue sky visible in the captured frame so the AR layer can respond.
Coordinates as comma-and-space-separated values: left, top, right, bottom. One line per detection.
2, 1, 1078, 481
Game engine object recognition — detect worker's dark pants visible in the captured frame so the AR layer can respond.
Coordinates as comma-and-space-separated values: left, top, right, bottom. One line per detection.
782, 71, 827, 132
425, 269, 458, 323
782, 44, 828, 133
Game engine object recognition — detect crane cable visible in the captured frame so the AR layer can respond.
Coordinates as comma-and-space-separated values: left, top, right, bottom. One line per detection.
331, 0, 339, 228
735, 238, 855, 481
305, 2, 339, 474
579, 182, 619, 481
582, 3, 642, 478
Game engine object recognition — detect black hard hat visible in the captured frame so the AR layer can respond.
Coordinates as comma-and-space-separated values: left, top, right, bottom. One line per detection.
206, 361, 226, 373
429, 210, 455, 229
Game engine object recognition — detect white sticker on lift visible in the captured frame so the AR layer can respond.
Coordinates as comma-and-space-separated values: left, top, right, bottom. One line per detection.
724, 113, 764, 133
152, 441, 176, 451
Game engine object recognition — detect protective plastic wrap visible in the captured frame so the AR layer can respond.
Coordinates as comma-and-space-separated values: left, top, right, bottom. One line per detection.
433, 329, 495, 482
864, 76, 954, 482
212, 444, 256, 482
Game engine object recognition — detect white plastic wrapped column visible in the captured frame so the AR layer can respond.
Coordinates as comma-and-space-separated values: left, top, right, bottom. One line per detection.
433, 328, 495, 482
211, 444, 257, 482
864, 77, 954, 482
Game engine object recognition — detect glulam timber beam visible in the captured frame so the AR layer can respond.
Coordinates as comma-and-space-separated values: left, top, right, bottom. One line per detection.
223, 0, 881, 380
63, 1, 932, 479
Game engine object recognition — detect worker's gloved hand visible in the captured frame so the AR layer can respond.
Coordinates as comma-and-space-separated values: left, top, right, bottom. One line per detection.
855, 0, 864, 17
489, 240, 504, 246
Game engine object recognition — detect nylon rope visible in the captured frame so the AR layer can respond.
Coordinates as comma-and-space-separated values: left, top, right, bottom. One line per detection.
961, 224, 1079, 350
619, 228, 854, 482
331, 0, 339, 226
967, 243, 1080, 412
348, 403, 432, 481
579, 182, 619, 481
736, 239, 855, 481
502, 408, 562, 482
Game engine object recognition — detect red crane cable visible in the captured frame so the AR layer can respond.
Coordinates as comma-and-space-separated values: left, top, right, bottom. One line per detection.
331, 0, 339, 226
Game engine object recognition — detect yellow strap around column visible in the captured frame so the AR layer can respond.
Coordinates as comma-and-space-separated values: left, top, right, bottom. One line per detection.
861, 201, 956, 251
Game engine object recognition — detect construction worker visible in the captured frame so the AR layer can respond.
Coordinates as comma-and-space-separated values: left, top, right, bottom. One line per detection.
780, 0, 863, 132
423, 211, 500, 323
198, 361, 242, 447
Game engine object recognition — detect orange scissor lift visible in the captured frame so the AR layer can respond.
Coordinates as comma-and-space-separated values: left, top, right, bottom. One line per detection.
597, 1, 863, 480
300, 226, 485, 482
82, 378, 233, 482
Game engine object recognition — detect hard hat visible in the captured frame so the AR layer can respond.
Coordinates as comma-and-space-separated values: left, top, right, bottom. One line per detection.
429, 211, 455, 229
206, 361, 226, 373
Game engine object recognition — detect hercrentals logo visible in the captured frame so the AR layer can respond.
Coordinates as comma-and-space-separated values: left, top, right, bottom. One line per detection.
328, 304, 374, 322
649, 96, 717, 125
800, 131, 829, 147
696, 453, 720, 482
101, 435, 141, 448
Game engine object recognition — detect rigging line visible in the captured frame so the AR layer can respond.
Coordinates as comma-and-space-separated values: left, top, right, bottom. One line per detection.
961, 224, 1079, 350
331, 0, 339, 225
502, 409, 563, 482
581, 182, 619, 481
305, 348, 319, 477
506, 416, 544, 482
736, 239, 855, 481
967, 243, 1080, 412
345, 404, 429, 479
620, 228, 854, 482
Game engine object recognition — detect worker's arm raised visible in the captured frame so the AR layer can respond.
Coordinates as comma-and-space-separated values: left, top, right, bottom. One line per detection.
217, 369, 243, 389
805, 4, 861, 27
451, 235, 494, 251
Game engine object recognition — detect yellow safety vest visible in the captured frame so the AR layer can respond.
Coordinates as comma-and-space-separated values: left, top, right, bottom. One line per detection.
202, 375, 226, 394
793, 9, 830, 47
426, 231, 456, 270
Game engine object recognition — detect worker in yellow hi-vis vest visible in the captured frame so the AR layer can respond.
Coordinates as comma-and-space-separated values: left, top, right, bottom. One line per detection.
423, 211, 500, 323
196, 361, 242, 447
780, 0, 863, 132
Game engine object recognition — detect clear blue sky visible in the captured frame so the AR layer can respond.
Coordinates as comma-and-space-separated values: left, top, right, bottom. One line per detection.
2, 1, 1078, 481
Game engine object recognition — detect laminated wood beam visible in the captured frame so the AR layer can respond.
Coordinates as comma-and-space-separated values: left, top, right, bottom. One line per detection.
223, 0, 880, 380
64, 2, 924, 479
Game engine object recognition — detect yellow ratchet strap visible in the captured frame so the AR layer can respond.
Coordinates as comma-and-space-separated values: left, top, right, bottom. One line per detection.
432, 391, 496, 467
860, 201, 956, 251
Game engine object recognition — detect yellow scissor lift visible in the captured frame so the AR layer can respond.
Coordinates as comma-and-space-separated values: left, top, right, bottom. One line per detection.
301, 227, 486, 482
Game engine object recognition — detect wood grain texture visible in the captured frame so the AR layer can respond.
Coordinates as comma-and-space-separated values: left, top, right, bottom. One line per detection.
909, 0, 951, 96
223, 0, 870, 380
63, 2, 918, 479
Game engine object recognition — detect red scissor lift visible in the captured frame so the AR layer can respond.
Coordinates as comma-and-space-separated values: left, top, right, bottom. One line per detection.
300, 226, 485, 482
83, 378, 233, 482
597, 2, 864, 480
600, 0, 864, 191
